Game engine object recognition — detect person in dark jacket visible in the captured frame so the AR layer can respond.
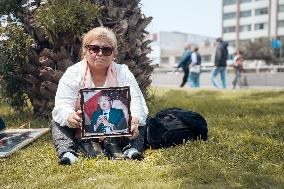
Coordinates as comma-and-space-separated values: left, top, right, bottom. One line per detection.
177, 43, 192, 87
210, 38, 228, 89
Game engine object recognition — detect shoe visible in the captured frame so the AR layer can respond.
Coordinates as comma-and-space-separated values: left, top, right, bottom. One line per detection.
130, 151, 144, 161
123, 147, 144, 161
59, 157, 71, 165
59, 152, 78, 165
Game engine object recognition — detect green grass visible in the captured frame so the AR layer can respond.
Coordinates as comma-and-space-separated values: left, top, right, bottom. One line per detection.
1, 88, 284, 189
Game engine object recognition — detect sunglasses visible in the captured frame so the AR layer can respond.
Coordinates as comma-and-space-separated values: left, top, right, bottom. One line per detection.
86, 45, 113, 56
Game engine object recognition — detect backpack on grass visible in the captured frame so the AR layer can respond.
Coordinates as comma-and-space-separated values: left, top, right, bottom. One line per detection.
0, 117, 5, 130
146, 108, 208, 149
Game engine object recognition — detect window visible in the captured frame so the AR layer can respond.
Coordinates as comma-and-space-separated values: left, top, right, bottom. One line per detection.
223, 26, 236, 33
240, 10, 252, 18
254, 23, 267, 30
201, 55, 211, 62
223, 0, 236, 5
240, 24, 251, 32
278, 20, 284, 28
160, 57, 169, 63
279, 4, 284, 13
175, 56, 181, 63
255, 7, 268, 16
223, 12, 236, 20
240, 0, 251, 3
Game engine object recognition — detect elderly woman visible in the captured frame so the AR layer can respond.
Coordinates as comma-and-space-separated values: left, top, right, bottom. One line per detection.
51, 26, 148, 165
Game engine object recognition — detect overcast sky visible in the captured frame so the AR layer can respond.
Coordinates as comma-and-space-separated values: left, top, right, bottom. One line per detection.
140, 0, 222, 38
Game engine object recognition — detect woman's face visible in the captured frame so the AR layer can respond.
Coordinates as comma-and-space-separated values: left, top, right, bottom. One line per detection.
85, 39, 114, 70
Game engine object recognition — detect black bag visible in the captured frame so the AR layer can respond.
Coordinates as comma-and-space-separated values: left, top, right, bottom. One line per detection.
0, 117, 5, 130
146, 108, 208, 148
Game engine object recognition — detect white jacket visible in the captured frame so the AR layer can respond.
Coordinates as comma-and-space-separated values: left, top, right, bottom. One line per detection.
52, 61, 148, 127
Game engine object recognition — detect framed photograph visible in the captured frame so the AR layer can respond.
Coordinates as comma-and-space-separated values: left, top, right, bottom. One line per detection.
79, 86, 131, 139
0, 128, 50, 158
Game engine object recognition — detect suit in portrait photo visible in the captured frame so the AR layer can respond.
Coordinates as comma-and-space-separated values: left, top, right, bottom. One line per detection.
88, 94, 127, 133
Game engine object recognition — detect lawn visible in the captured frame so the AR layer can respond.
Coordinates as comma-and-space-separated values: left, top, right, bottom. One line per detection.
1, 88, 284, 189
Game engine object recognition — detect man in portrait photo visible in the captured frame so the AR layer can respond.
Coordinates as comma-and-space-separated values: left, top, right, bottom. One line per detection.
89, 94, 127, 133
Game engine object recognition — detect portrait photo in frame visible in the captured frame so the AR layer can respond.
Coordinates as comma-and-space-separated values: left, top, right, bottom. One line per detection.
79, 86, 131, 139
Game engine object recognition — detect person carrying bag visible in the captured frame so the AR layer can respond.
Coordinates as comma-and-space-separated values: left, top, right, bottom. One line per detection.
188, 47, 202, 88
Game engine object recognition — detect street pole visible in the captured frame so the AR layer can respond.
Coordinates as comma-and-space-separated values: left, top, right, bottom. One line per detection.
280, 41, 282, 64
280, 47, 282, 64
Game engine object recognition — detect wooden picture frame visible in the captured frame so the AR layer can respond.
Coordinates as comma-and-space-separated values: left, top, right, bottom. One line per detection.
0, 128, 50, 158
78, 86, 131, 140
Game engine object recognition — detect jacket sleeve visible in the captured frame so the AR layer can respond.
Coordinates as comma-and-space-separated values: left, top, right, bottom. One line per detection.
214, 46, 223, 66
178, 51, 191, 68
113, 109, 127, 130
52, 65, 82, 127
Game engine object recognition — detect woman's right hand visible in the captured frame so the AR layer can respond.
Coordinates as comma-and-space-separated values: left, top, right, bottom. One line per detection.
67, 110, 82, 128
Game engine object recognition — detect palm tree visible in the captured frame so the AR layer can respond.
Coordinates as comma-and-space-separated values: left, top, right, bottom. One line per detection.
0, 0, 153, 117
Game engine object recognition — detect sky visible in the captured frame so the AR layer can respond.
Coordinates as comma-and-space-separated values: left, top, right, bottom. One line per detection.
140, 0, 222, 38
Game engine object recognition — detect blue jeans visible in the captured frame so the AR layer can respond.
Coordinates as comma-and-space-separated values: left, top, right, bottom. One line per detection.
210, 67, 227, 89
188, 72, 200, 88
232, 68, 241, 89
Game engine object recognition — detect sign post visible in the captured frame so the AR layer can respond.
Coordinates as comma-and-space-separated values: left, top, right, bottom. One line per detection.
272, 39, 282, 63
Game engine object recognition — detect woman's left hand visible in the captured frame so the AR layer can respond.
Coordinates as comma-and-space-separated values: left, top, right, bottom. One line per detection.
130, 116, 139, 139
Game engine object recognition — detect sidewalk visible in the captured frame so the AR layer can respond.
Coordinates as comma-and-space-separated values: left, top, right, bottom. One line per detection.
150, 70, 284, 89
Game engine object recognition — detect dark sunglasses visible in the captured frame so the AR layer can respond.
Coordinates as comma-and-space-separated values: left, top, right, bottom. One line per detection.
86, 45, 113, 56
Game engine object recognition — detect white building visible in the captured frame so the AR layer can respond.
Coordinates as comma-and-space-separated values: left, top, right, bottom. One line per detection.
222, 0, 284, 48
148, 31, 216, 68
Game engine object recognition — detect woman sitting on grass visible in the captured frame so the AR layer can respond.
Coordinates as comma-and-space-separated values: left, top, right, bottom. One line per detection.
51, 26, 148, 165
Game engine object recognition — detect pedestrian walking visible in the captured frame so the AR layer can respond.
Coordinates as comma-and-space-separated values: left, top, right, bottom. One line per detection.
188, 47, 201, 88
177, 43, 192, 87
232, 50, 244, 89
210, 38, 228, 89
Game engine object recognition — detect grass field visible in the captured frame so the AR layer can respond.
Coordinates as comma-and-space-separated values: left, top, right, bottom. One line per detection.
1, 88, 284, 189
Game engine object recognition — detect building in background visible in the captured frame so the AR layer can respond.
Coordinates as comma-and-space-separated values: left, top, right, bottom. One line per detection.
222, 0, 284, 49
147, 31, 216, 68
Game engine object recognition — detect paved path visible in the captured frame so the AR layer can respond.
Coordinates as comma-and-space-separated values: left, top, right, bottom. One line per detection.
151, 71, 284, 89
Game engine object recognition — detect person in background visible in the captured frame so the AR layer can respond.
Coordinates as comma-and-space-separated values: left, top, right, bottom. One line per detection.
188, 47, 201, 88
51, 26, 148, 165
232, 50, 244, 89
177, 43, 192, 87
210, 38, 228, 89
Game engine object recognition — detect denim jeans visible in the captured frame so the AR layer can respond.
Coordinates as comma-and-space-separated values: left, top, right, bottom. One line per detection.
232, 68, 241, 89
188, 72, 200, 88
180, 68, 189, 87
210, 66, 227, 89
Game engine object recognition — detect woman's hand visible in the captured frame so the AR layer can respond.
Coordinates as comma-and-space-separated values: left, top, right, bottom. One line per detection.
67, 110, 82, 128
130, 116, 139, 139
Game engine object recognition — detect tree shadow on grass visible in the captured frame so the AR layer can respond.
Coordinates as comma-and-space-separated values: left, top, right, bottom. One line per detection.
147, 90, 222, 116
239, 90, 284, 101
0, 107, 48, 129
